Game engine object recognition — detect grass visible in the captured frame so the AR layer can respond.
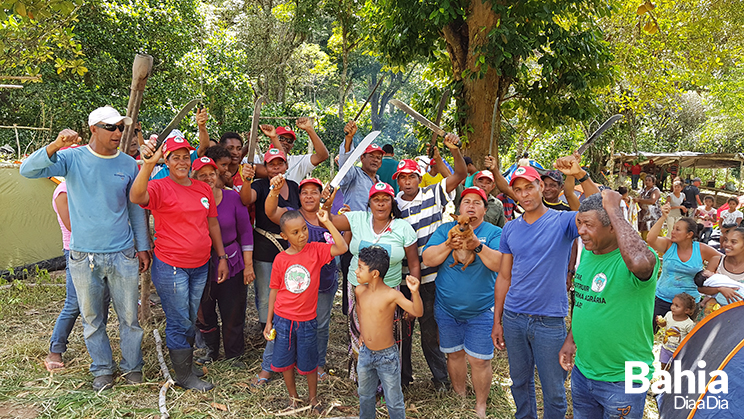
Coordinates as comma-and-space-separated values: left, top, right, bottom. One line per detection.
0, 272, 660, 418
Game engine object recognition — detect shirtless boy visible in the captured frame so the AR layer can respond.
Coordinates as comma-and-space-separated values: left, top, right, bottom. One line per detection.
355, 246, 423, 419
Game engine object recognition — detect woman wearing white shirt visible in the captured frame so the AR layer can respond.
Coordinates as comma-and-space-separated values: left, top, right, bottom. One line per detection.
721, 196, 743, 226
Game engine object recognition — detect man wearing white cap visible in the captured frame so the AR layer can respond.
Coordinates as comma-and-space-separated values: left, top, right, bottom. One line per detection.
20, 106, 151, 391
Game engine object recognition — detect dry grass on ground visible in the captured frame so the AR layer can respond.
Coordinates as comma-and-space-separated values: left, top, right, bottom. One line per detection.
0, 271, 659, 418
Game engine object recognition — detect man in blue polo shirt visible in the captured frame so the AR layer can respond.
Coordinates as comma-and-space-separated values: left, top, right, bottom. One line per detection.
492, 153, 600, 419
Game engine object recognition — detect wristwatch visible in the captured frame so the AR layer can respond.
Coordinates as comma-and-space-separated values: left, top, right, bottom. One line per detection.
578, 172, 591, 183
474, 243, 484, 254
218, 254, 228, 260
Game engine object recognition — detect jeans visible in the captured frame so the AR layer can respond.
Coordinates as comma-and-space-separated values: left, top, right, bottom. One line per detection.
151, 254, 209, 350
50, 250, 111, 354
358, 344, 405, 419
631, 174, 639, 189
253, 260, 273, 324
400, 281, 449, 386
271, 315, 318, 374
316, 281, 338, 368
68, 247, 143, 377
502, 309, 567, 419
571, 366, 646, 419
255, 260, 275, 372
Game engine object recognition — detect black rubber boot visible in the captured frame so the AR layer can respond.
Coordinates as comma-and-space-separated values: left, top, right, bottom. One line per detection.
196, 330, 220, 366
169, 348, 214, 391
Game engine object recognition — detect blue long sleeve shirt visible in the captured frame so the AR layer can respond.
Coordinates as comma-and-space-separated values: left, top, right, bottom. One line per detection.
337, 142, 379, 212
20, 145, 150, 253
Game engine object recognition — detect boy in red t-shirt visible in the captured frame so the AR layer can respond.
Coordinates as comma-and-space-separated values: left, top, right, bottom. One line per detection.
264, 208, 347, 411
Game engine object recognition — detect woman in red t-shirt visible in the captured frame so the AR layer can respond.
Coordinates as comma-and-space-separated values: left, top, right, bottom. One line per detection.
131, 134, 229, 391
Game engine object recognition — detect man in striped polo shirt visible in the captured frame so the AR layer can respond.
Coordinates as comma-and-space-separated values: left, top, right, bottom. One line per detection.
395, 133, 467, 390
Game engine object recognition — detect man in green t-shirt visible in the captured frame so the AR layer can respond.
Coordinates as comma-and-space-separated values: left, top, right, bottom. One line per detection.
558, 191, 659, 419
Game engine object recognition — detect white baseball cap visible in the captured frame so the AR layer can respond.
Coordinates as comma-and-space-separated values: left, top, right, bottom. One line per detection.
88, 106, 133, 127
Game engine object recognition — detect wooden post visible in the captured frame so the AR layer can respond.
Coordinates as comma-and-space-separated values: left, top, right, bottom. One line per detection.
13, 125, 20, 159
739, 161, 743, 194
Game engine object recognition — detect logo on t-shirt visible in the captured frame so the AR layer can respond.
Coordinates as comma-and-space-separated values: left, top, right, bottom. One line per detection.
591, 273, 608, 293
284, 264, 311, 294
200, 197, 209, 209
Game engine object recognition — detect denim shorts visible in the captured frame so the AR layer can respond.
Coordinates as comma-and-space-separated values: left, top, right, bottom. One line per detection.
434, 304, 495, 360
271, 314, 318, 375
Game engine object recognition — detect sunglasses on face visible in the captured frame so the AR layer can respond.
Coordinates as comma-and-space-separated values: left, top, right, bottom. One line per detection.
279, 135, 295, 144
95, 123, 125, 132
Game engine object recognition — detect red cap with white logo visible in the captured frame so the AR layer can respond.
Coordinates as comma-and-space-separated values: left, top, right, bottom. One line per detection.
508, 166, 541, 186
364, 143, 384, 155
264, 147, 287, 163
461, 186, 487, 202
392, 159, 423, 179
368, 182, 395, 199
192, 156, 218, 172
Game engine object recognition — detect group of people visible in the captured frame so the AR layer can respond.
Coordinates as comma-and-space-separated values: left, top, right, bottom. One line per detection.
20, 104, 744, 418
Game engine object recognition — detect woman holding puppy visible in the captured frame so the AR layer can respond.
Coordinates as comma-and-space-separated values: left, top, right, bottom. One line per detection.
422, 187, 503, 418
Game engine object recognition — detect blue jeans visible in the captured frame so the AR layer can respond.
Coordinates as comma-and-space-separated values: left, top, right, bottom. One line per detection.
255, 260, 275, 372
357, 344, 405, 419
502, 309, 567, 419
571, 366, 646, 419
151, 254, 209, 350
50, 250, 110, 353
316, 281, 338, 368
68, 248, 143, 376
253, 260, 273, 324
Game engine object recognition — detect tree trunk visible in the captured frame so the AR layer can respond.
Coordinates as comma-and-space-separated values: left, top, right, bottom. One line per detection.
443, 0, 506, 169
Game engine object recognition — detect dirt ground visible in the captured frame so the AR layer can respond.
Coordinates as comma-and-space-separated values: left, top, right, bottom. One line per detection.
0, 271, 660, 418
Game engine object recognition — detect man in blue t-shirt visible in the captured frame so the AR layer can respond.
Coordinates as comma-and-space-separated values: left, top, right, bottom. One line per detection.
492, 153, 600, 419
20, 106, 151, 391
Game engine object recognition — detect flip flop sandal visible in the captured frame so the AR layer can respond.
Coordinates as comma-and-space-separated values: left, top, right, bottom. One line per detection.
250, 374, 270, 388
44, 358, 65, 372
311, 402, 324, 415
317, 371, 329, 381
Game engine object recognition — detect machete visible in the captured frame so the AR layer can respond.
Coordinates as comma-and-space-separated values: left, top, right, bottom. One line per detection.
428, 89, 450, 158
320, 130, 381, 204
577, 114, 623, 155
141, 98, 202, 157
390, 99, 446, 137
344, 77, 384, 135
244, 95, 266, 164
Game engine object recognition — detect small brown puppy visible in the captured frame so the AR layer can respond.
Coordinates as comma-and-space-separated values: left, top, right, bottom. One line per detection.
445, 213, 477, 270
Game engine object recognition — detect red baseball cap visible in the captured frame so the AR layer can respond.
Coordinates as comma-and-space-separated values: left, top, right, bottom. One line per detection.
508, 165, 541, 186
369, 182, 395, 198
275, 126, 296, 141
192, 156, 218, 172
475, 170, 495, 182
461, 186, 488, 202
364, 143, 384, 155
299, 178, 324, 190
392, 159, 423, 179
162, 131, 195, 157
264, 147, 287, 163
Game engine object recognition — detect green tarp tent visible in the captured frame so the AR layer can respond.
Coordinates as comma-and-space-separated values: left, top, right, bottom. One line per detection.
0, 163, 63, 272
